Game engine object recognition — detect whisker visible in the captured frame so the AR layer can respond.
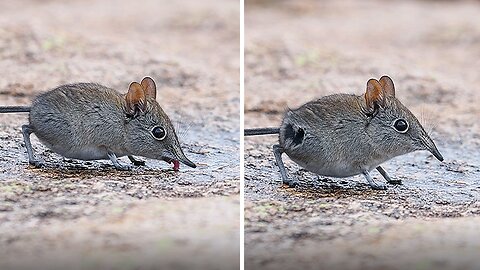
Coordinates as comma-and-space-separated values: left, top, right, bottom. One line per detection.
171, 113, 194, 143
419, 106, 438, 137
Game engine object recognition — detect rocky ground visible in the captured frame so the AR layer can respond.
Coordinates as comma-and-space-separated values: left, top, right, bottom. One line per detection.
0, 0, 239, 269
245, 1, 480, 269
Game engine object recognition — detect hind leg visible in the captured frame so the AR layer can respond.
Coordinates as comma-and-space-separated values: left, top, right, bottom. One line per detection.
376, 166, 402, 185
273, 144, 297, 187
21, 125, 43, 168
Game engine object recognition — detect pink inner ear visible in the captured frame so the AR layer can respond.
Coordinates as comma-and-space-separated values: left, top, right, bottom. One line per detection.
365, 79, 385, 108
126, 82, 147, 114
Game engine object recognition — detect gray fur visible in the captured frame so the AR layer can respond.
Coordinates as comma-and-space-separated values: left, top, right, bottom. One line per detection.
245, 76, 443, 190
21, 82, 195, 169
277, 92, 442, 189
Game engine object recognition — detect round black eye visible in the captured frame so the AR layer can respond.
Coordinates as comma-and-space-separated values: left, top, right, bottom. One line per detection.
393, 119, 409, 133
151, 126, 166, 140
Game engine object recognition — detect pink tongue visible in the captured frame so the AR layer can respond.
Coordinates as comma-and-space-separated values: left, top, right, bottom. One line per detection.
173, 160, 180, 171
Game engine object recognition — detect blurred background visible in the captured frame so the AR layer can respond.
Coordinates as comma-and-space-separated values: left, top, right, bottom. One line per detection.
245, 0, 480, 269
0, 0, 239, 269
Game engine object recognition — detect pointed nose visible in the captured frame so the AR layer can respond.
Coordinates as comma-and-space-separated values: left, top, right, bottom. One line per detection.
421, 135, 443, 162
173, 146, 196, 168
430, 146, 444, 161
180, 156, 196, 168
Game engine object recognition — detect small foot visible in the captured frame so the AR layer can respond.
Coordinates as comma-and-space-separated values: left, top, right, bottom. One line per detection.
132, 160, 145, 166
28, 160, 43, 168
128, 156, 145, 166
283, 177, 299, 188
108, 152, 132, 171
369, 182, 387, 190
387, 179, 402, 185
376, 166, 402, 185
363, 170, 387, 190
112, 162, 132, 171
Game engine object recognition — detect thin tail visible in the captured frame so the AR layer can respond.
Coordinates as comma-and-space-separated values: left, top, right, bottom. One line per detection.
244, 127, 280, 136
0, 106, 31, 113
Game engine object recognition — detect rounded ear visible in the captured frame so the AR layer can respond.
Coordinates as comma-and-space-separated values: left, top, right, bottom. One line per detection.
365, 78, 385, 111
379, 75, 395, 97
125, 82, 146, 116
140, 76, 156, 100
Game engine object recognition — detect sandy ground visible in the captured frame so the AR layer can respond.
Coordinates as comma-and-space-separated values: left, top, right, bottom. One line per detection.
0, 0, 239, 269
245, 1, 480, 269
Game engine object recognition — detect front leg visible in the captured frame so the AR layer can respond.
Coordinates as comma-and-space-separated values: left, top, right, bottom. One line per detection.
107, 152, 131, 171
128, 155, 145, 166
376, 166, 402, 185
362, 170, 386, 190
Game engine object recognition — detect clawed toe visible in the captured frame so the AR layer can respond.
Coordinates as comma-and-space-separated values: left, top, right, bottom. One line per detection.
116, 165, 132, 171
132, 160, 145, 166
29, 160, 43, 168
370, 183, 387, 190
128, 156, 146, 166
283, 178, 299, 188
388, 179, 402, 185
